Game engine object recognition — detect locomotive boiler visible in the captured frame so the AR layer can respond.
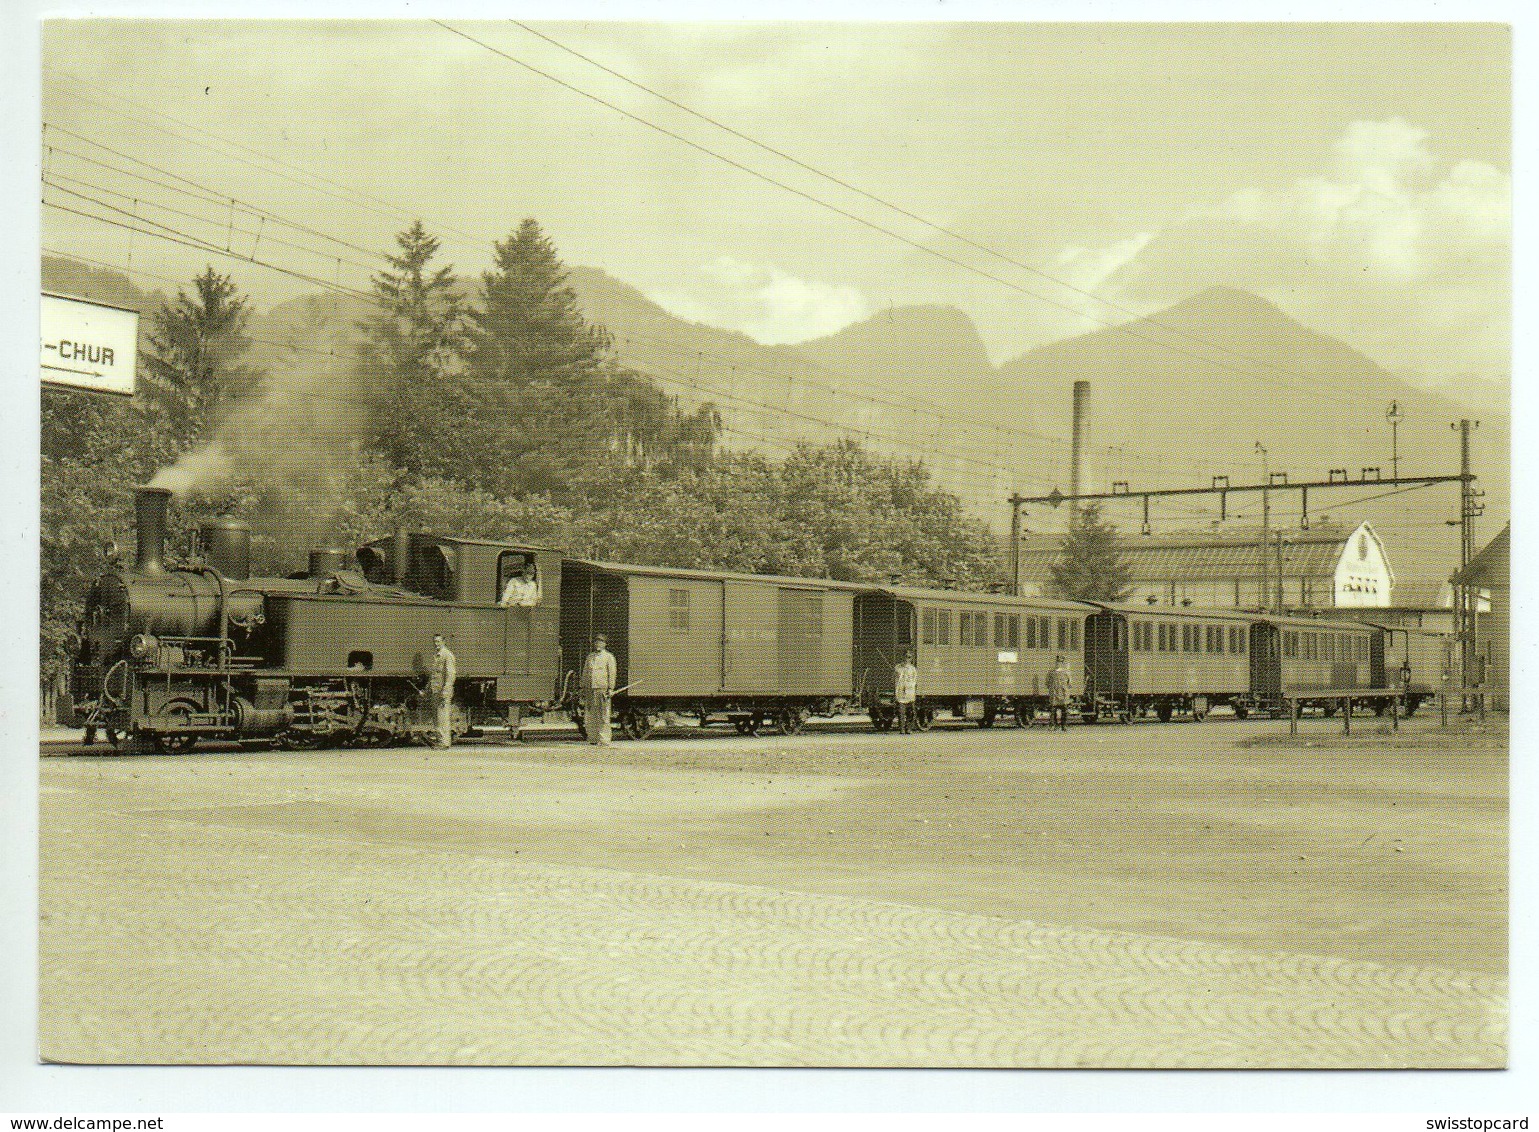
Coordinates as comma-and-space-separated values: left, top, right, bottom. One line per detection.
63, 486, 562, 751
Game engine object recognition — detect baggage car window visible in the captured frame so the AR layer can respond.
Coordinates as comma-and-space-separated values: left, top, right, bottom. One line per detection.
668, 588, 691, 631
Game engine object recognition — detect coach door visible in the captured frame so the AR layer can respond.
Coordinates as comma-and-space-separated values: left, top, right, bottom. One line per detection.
1085, 612, 1127, 699
1250, 623, 1281, 698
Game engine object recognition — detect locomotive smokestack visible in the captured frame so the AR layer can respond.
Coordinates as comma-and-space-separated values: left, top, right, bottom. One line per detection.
1070, 380, 1091, 529
134, 486, 172, 575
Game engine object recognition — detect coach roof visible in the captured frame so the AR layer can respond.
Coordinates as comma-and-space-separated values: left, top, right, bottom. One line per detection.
875, 584, 1095, 612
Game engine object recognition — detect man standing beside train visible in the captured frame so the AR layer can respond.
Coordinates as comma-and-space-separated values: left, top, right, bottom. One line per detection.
580, 633, 617, 746
1047, 654, 1072, 731
430, 633, 457, 749
894, 650, 919, 734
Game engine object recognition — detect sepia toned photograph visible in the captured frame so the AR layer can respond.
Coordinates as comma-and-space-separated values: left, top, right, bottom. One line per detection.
31, 18, 1509, 1074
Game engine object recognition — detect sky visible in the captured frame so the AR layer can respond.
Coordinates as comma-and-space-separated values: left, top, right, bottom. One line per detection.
36, 20, 1510, 393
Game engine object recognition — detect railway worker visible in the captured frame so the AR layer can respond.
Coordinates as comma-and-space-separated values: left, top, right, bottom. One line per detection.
429, 633, 457, 749
894, 650, 919, 734
499, 560, 541, 607
580, 633, 617, 746
1047, 654, 1072, 731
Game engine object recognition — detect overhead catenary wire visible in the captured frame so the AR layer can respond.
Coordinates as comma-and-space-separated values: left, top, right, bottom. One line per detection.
45, 79, 1396, 505
46, 89, 1286, 487
509, 20, 1366, 400
433, 20, 1373, 414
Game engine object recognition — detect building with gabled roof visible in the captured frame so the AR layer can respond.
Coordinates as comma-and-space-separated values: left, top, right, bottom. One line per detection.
1015, 521, 1394, 611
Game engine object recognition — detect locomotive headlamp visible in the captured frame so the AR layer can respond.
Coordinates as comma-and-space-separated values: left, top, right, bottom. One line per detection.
128, 633, 159, 660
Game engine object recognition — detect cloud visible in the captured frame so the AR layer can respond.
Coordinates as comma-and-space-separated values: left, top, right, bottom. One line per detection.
1061, 118, 1510, 384
649, 258, 872, 345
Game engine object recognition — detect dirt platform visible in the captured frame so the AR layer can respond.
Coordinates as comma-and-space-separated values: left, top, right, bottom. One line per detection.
38, 717, 1506, 1066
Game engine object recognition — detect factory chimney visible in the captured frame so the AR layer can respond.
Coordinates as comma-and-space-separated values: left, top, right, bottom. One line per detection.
134, 487, 171, 575
1070, 380, 1091, 528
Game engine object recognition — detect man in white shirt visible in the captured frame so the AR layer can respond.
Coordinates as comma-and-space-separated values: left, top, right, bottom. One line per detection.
499, 561, 541, 607
894, 650, 919, 734
579, 633, 617, 746
429, 633, 457, 748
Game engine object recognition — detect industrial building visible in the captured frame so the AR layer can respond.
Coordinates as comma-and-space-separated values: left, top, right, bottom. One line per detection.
1015, 521, 1396, 611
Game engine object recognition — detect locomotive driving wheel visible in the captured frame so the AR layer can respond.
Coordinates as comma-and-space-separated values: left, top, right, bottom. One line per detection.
150, 699, 199, 754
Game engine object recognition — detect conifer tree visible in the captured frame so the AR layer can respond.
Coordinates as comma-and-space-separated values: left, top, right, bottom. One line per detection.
1047, 503, 1133, 601
357, 221, 471, 481
143, 266, 261, 440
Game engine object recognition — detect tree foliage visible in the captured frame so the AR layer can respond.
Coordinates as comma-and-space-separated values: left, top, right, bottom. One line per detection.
356, 221, 473, 481
1046, 503, 1133, 601
463, 219, 718, 499
143, 267, 262, 441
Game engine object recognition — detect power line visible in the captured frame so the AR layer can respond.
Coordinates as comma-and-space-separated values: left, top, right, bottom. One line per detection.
43, 133, 391, 262
46, 78, 1267, 483
435, 20, 1370, 413
510, 20, 1360, 403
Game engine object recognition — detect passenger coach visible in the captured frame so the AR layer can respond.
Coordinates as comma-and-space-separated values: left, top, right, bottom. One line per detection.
854, 584, 1093, 728
1084, 604, 1254, 721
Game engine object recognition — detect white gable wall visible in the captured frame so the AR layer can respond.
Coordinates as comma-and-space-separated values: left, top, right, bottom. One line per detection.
1333, 522, 1394, 607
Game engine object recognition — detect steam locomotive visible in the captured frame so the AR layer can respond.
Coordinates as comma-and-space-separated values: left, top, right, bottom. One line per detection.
61, 487, 1447, 751
64, 486, 563, 751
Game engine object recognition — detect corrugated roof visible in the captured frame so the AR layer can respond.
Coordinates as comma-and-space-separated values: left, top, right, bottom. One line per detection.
1017, 525, 1353, 583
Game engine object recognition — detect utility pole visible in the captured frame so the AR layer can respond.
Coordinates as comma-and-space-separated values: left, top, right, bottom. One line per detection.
1453, 419, 1481, 692
1275, 530, 1287, 612
1008, 494, 1024, 596
1386, 400, 1405, 481
1255, 443, 1269, 612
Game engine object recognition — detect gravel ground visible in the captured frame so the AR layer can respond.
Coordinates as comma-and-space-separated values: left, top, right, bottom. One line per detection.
38, 715, 1506, 1067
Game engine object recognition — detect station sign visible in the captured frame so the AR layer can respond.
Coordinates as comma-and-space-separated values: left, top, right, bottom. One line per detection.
41, 293, 139, 397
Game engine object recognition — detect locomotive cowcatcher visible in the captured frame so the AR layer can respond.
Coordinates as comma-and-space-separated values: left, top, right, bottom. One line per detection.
62, 487, 561, 751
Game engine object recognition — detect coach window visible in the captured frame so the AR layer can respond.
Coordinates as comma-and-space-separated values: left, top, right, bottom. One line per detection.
1069, 620, 1080, 650
1007, 614, 1020, 649
1025, 615, 1037, 650
922, 608, 937, 645
1156, 623, 1166, 652
1239, 630, 1247, 655
994, 612, 1006, 647
668, 588, 691, 632
938, 609, 952, 646
1325, 635, 1336, 661
1055, 619, 1066, 651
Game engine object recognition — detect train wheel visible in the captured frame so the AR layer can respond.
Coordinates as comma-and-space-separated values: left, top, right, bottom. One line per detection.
151, 700, 198, 754
1013, 702, 1032, 727
979, 704, 996, 728
1405, 698, 1421, 718
619, 710, 656, 741
1192, 710, 1206, 722
912, 706, 934, 732
1156, 702, 1173, 723
734, 716, 760, 737
868, 708, 891, 732
776, 707, 806, 736
1233, 704, 1249, 720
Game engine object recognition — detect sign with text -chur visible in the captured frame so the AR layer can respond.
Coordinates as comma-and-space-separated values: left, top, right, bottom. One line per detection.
41, 293, 139, 397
